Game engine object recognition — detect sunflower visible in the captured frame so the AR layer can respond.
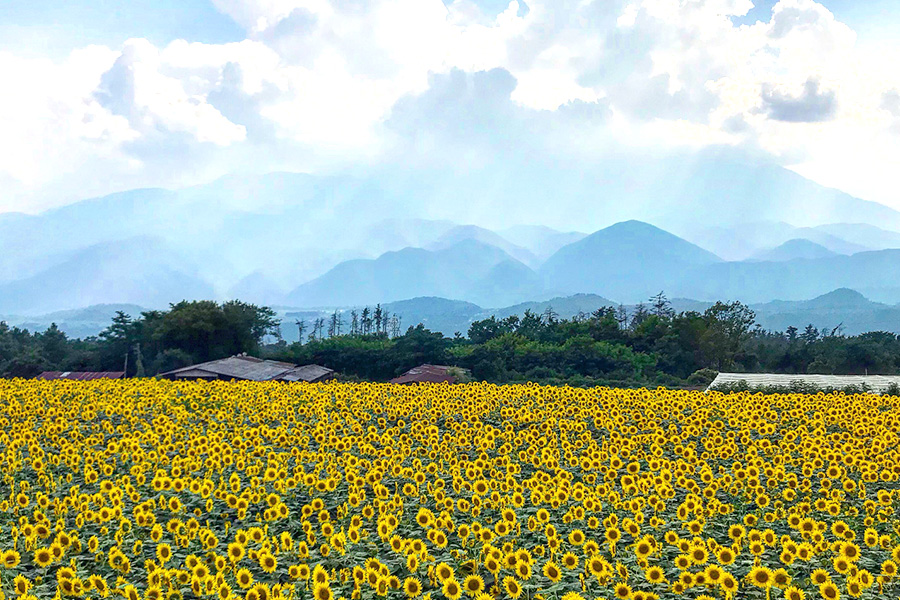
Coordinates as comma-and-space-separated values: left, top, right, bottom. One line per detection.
728, 525, 745, 540
645, 565, 666, 584
34, 547, 53, 568
840, 543, 861, 563
542, 561, 562, 583
193, 563, 210, 580
463, 574, 484, 596
227, 542, 245, 562
811, 569, 830, 586
503, 577, 523, 600
312, 564, 329, 586
442, 578, 462, 600
484, 556, 500, 574
587, 556, 606, 577
635, 540, 653, 558
772, 569, 791, 590
2, 550, 21, 568
88, 575, 108, 597
605, 528, 622, 544
259, 552, 277, 573
720, 574, 739, 594
818, 582, 840, 600
704, 565, 723, 584
833, 556, 851, 574
783, 586, 805, 600
156, 543, 172, 563
403, 577, 422, 598
235, 568, 254, 589
14, 575, 32, 595
252, 583, 272, 600
312, 583, 333, 600
377, 578, 390, 596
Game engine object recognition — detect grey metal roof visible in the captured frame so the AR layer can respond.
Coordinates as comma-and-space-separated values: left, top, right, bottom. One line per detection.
707, 372, 900, 393
278, 364, 335, 382
160, 356, 333, 382
161, 356, 293, 381
163, 368, 217, 379
37, 371, 125, 380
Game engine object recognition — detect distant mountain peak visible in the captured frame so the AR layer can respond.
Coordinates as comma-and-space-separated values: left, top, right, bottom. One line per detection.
285, 238, 540, 307
808, 288, 871, 307
539, 220, 721, 303
587, 221, 722, 260
753, 238, 837, 262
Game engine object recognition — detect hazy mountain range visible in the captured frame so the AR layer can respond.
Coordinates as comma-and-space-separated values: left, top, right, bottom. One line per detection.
4, 151, 900, 316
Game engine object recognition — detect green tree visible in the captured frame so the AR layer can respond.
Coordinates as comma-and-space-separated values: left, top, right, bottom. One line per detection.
700, 301, 756, 370
152, 300, 279, 364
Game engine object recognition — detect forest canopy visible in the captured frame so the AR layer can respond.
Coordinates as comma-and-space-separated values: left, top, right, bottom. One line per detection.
4, 295, 900, 386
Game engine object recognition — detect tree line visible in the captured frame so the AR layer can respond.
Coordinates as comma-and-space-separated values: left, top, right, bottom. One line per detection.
4, 294, 900, 386
293, 304, 402, 342
0, 301, 279, 378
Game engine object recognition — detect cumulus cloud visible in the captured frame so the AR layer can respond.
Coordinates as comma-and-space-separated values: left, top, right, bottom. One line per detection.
2, 0, 900, 212
883, 90, 900, 116
95, 39, 247, 145
0, 46, 137, 207
759, 77, 838, 122
382, 67, 614, 170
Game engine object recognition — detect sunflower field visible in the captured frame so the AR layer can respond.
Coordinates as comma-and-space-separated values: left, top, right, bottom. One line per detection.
1, 380, 900, 600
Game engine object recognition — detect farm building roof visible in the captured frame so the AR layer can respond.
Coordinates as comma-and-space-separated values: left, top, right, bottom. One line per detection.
390, 364, 464, 385
707, 372, 900, 393
278, 364, 335, 383
159, 355, 335, 383
37, 371, 125, 381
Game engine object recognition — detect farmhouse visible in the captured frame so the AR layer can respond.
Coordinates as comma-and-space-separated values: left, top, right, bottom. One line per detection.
37, 371, 125, 380
707, 372, 900, 393
390, 364, 468, 385
159, 355, 335, 382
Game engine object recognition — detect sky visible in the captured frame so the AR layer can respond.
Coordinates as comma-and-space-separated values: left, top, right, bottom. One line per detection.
2, 0, 900, 214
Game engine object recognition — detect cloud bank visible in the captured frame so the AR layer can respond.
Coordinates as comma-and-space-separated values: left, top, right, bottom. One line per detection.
2, 0, 900, 212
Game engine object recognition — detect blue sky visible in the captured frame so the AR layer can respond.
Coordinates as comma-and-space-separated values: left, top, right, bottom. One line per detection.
5, 0, 899, 55
0, 0, 242, 56
1, 0, 900, 214
735, 0, 900, 39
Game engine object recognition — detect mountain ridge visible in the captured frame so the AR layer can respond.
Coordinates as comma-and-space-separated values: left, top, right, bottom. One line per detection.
4, 156, 900, 312
540, 220, 722, 302
751, 238, 838, 262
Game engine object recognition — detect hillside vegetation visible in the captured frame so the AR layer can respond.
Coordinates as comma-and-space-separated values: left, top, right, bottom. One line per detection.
6, 295, 900, 388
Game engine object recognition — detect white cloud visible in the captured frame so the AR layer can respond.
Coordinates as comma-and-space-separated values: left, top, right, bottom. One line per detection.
0, 46, 137, 209
96, 38, 247, 145
3, 0, 900, 212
